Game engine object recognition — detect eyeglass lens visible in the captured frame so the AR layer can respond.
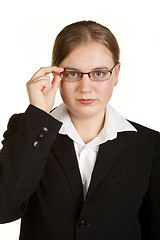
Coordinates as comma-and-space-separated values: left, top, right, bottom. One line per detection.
61, 70, 112, 82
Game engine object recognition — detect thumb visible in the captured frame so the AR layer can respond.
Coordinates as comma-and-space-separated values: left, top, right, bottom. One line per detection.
50, 74, 62, 94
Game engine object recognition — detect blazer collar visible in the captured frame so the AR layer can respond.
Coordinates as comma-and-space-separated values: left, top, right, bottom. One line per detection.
85, 132, 130, 201
51, 134, 84, 210
51, 131, 132, 212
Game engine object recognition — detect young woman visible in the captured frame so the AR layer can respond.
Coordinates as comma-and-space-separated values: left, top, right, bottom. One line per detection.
0, 21, 160, 240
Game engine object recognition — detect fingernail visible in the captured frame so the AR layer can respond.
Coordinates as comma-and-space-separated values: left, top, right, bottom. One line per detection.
48, 73, 53, 80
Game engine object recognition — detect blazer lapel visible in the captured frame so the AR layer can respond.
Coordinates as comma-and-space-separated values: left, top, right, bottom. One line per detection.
85, 133, 130, 201
51, 132, 131, 214
51, 134, 84, 209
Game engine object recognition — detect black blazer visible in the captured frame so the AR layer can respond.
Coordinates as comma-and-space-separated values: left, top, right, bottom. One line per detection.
0, 105, 160, 240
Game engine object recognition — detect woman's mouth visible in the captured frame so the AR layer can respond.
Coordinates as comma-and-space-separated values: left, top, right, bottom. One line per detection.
77, 99, 96, 105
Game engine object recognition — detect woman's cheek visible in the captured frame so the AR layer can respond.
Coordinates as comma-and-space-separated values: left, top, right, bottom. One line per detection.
101, 82, 115, 104
59, 82, 72, 103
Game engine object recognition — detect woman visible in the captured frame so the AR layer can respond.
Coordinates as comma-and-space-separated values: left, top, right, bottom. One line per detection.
0, 20, 160, 240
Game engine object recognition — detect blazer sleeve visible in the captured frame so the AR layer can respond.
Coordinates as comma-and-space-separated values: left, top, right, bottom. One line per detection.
139, 131, 160, 240
0, 105, 62, 223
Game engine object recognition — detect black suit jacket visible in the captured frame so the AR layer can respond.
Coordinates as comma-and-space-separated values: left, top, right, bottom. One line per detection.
0, 105, 160, 240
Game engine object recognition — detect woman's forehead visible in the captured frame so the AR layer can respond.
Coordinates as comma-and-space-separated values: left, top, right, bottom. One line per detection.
60, 41, 114, 69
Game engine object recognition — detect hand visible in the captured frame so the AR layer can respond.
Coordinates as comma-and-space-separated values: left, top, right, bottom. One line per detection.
26, 66, 64, 113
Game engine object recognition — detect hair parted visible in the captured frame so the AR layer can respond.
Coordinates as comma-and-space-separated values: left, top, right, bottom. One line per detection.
52, 20, 120, 66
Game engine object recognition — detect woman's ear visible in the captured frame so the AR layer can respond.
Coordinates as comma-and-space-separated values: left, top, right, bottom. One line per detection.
114, 62, 121, 86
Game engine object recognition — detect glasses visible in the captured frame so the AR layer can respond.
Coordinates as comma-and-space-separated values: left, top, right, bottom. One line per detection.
60, 64, 117, 82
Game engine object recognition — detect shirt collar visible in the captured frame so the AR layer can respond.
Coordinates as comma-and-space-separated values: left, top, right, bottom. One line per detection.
104, 104, 137, 140
50, 103, 85, 145
50, 103, 137, 147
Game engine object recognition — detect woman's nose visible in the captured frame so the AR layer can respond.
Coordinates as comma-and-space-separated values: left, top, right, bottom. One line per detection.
78, 74, 93, 93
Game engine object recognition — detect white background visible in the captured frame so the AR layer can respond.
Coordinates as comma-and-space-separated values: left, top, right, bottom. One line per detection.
0, 0, 160, 239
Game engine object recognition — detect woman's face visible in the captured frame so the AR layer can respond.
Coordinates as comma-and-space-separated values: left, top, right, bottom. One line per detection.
59, 41, 120, 120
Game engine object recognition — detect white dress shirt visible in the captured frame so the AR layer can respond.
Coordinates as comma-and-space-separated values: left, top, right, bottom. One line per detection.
50, 103, 137, 198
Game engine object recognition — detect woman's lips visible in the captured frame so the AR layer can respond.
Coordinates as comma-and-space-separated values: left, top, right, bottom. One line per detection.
77, 99, 96, 105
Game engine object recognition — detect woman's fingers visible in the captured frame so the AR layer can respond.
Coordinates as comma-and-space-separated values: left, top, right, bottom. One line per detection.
26, 66, 64, 113
31, 66, 64, 81
50, 73, 62, 92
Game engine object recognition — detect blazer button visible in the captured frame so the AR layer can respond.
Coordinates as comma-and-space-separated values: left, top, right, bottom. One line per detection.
37, 133, 44, 140
78, 220, 88, 229
33, 141, 40, 148
41, 127, 48, 134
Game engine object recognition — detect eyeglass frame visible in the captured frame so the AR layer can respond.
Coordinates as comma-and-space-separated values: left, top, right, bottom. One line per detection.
59, 63, 118, 82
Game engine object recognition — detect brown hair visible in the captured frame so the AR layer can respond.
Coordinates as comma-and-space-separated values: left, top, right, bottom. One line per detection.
52, 20, 120, 66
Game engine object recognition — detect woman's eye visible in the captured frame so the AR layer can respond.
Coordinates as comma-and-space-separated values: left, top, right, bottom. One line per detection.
95, 71, 104, 77
69, 72, 78, 77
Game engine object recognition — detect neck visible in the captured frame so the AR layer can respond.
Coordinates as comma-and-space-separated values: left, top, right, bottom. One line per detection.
69, 110, 106, 144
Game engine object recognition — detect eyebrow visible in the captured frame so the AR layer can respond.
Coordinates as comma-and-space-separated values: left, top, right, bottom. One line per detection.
64, 66, 109, 71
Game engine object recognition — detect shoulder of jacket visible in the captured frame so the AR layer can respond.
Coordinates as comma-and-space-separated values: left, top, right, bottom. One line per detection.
128, 120, 159, 135
127, 120, 160, 146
